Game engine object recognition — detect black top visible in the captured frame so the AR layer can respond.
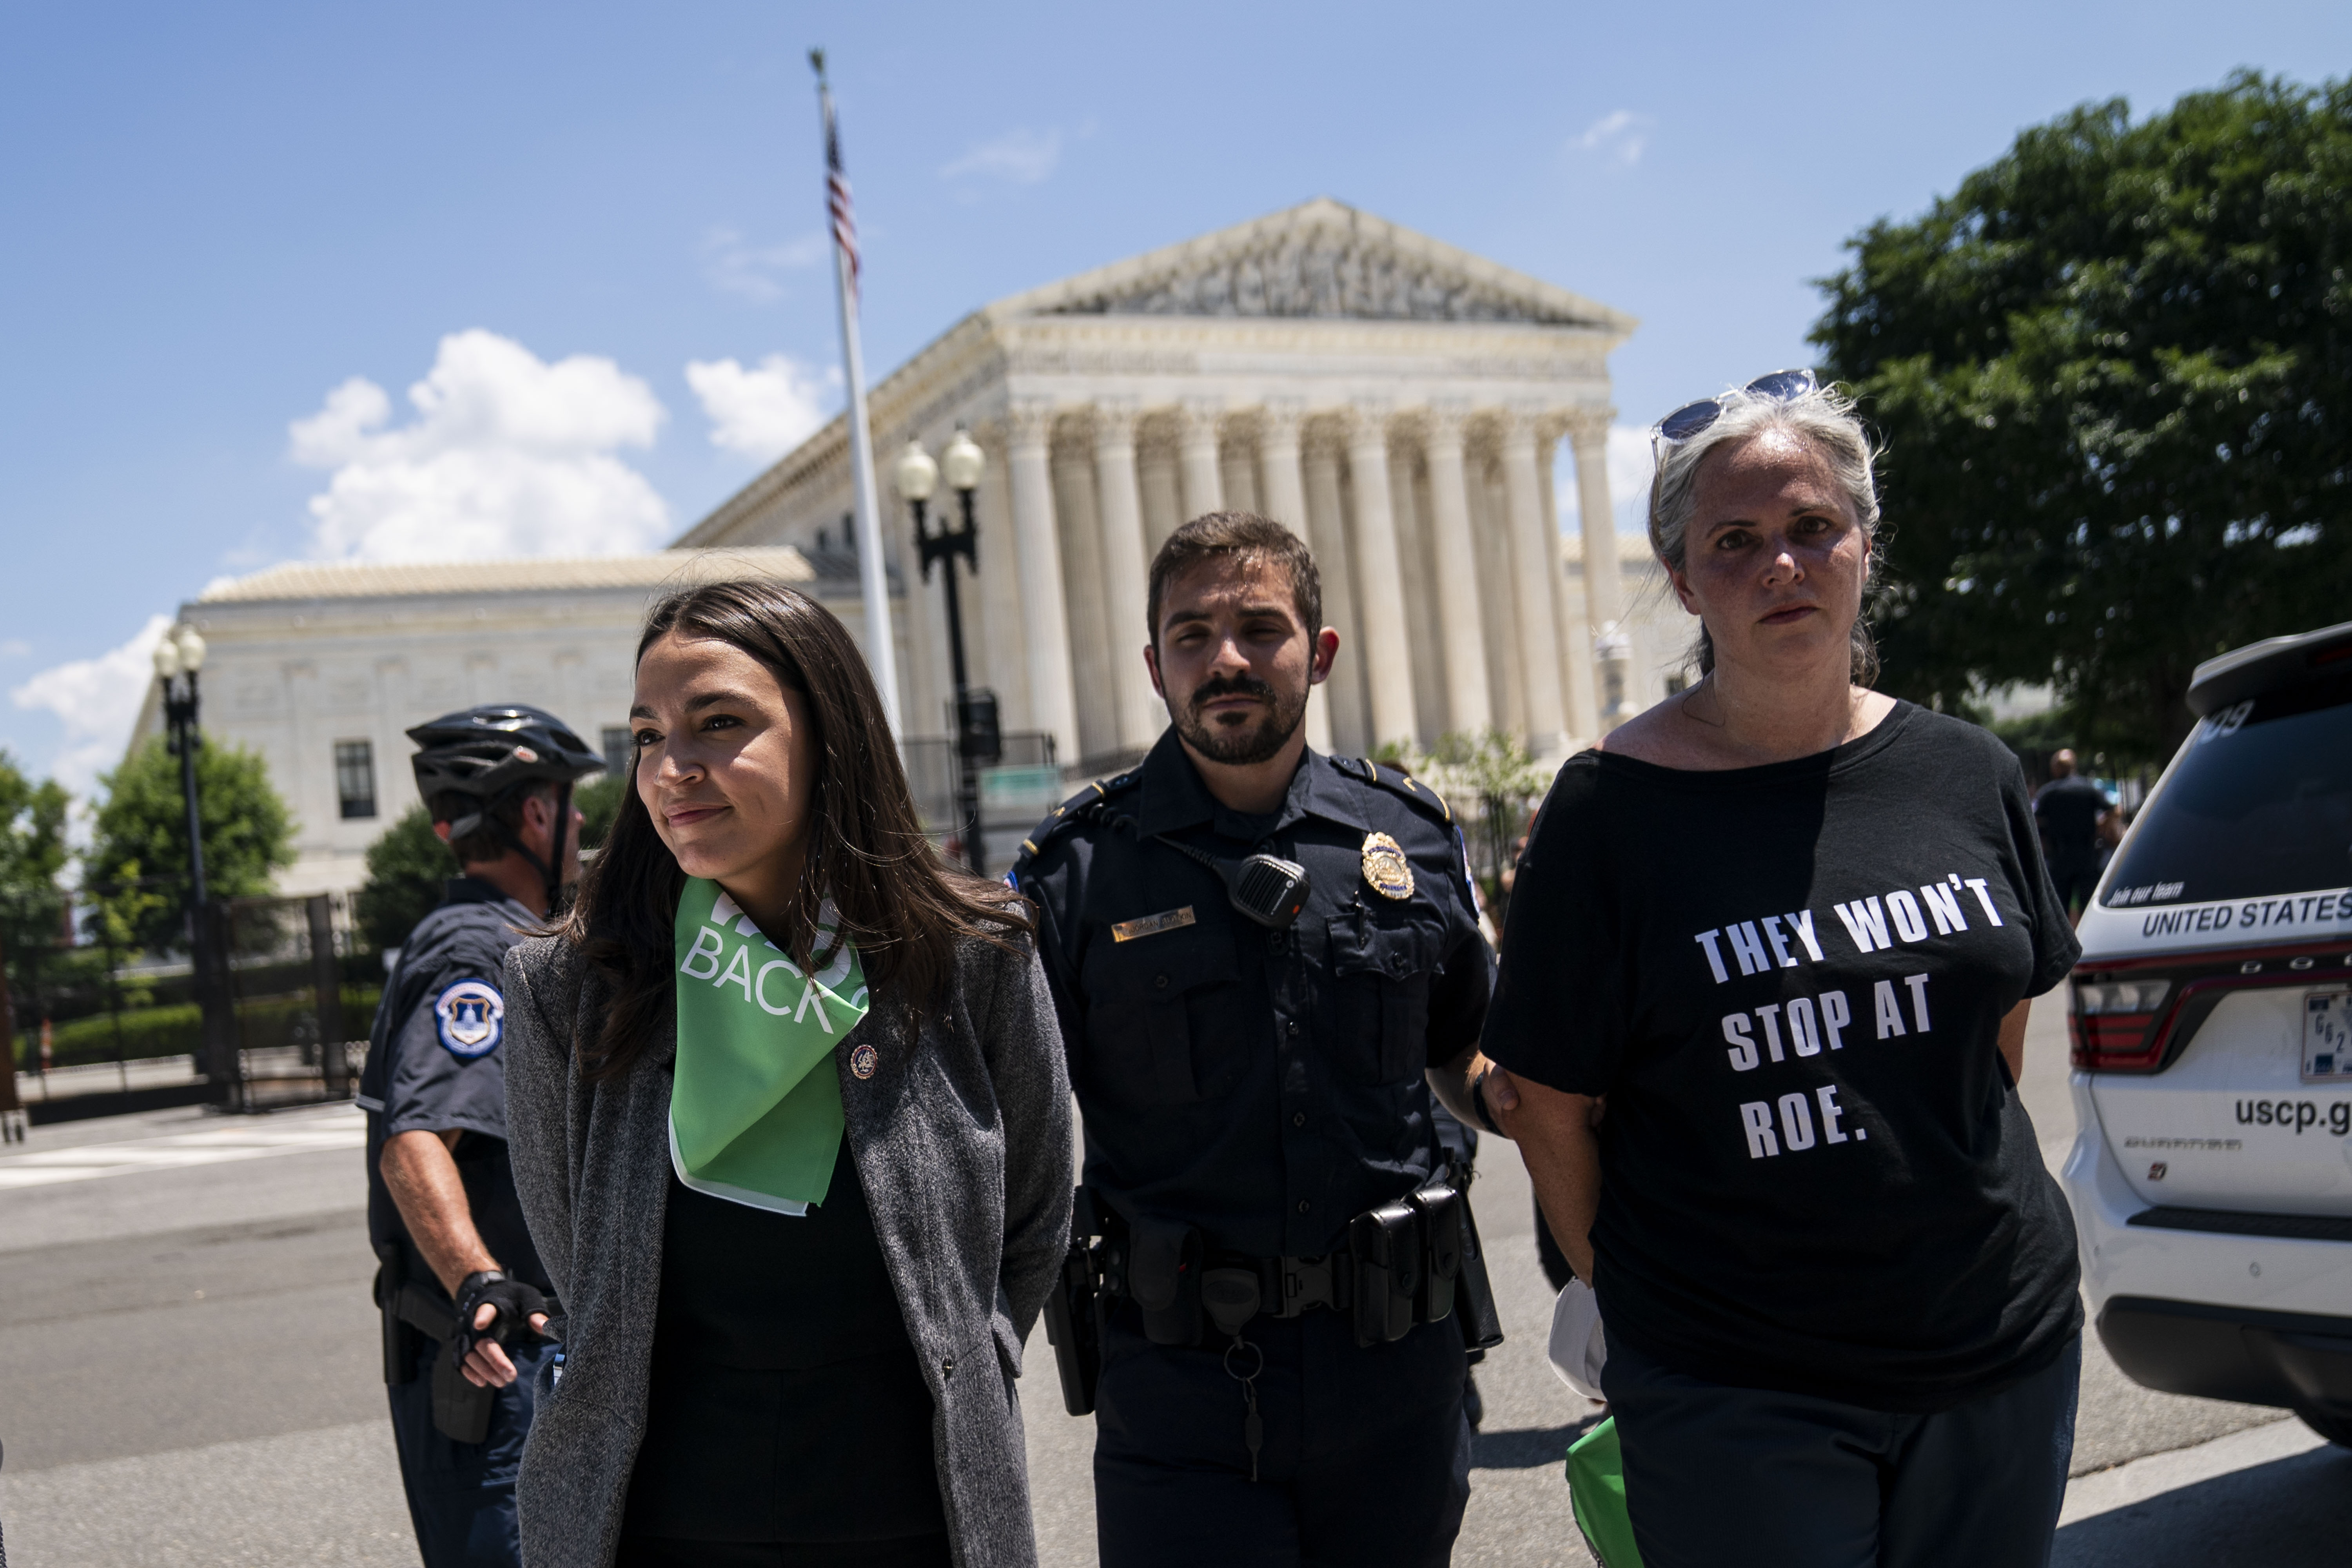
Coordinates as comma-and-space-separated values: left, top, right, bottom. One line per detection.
2034, 773, 2112, 864
1482, 704, 2084, 1412
1014, 731, 1493, 1257
359, 877, 550, 1298
622, 1138, 944, 1544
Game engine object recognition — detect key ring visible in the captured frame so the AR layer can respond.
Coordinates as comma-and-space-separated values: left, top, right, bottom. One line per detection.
1222, 1338, 1264, 1385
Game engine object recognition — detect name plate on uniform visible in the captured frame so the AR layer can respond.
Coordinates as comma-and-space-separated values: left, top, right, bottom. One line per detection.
1112, 906, 1196, 943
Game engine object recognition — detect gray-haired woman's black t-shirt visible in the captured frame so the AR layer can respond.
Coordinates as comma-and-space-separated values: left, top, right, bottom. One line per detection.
1483, 702, 2083, 1412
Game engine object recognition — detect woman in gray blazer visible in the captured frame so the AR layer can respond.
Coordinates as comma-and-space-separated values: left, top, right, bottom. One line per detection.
500, 579, 1074, 1568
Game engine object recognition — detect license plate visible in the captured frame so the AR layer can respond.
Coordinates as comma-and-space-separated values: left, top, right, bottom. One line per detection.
2303, 989, 2352, 1082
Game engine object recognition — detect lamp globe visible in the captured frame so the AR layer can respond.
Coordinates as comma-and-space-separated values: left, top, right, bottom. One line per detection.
893, 439, 938, 503
940, 428, 985, 494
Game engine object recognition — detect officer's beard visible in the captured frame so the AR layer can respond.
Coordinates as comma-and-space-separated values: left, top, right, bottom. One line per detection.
1172, 671, 1309, 766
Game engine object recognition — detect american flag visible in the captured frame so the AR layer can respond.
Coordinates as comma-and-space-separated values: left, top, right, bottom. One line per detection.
824, 95, 859, 301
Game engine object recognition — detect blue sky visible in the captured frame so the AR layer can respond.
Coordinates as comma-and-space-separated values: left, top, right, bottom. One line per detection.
3, 0, 2344, 802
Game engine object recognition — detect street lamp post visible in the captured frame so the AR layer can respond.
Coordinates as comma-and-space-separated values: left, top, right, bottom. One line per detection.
896, 429, 1000, 875
153, 624, 238, 1107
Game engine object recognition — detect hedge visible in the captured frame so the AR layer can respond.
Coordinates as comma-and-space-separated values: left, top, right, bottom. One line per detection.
21, 987, 383, 1069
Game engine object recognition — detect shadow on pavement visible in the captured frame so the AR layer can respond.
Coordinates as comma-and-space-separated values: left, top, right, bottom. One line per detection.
2053, 1442, 2352, 1567
1471, 1413, 1605, 1471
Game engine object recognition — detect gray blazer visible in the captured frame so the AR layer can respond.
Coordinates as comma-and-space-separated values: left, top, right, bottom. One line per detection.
501, 929, 1074, 1568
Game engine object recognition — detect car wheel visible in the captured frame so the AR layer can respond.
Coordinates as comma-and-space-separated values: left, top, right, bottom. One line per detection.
2295, 1408, 2352, 1448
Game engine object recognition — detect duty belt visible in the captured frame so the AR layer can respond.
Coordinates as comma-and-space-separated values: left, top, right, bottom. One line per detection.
1042, 1171, 1505, 1418
1216, 1250, 1351, 1319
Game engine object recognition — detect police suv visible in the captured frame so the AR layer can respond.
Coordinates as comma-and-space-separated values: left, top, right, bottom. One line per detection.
2062, 619, 2352, 1447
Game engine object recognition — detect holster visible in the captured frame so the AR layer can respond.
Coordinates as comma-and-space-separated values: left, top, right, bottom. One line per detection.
374, 1244, 496, 1444
1407, 1181, 1463, 1327
1128, 1212, 1205, 1347
1348, 1201, 1421, 1347
1446, 1166, 1505, 1352
1042, 1187, 1108, 1416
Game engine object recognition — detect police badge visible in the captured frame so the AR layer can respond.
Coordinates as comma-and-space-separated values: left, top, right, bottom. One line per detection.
1360, 831, 1415, 900
433, 980, 505, 1058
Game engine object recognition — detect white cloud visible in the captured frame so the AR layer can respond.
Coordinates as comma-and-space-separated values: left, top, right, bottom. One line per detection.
1572, 110, 1652, 166
701, 226, 828, 305
1556, 424, 1659, 537
11, 614, 172, 800
685, 354, 837, 463
289, 330, 670, 562
941, 127, 1063, 185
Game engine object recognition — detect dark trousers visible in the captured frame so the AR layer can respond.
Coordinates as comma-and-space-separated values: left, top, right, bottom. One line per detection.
387, 1336, 549, 1568
2047, 853, 2101, 916
614, 1538, 950, 1568
1601, 1328, 2081, 1568
1092, 1301, 1470, 1568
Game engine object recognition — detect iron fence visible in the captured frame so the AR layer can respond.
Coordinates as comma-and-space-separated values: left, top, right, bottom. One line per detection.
7, 891, 377, 1121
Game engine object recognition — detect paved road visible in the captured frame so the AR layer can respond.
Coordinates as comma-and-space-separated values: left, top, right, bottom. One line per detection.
0, 1004, 2342, 1566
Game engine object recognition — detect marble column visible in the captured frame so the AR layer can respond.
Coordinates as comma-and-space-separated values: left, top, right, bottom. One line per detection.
1138, 442, 1183, 557
1568, 411, 1627, 726
1469, 450, 1525, 733
1258, 402, 1310, 534
1420, 407, 1493, 735
1301, 438, 1366, 754
1345, 407, 1419, 750
1053, 439, 1114, 764
1005, 401, 1080, 768
1499, 411, 1566, 751
1543, 425, 1599, 743
1390, 439, 1444, 741
972, 425, 1032, 727
1258, 402, 1331, 752
1091, 402, 1163, 755
1178, 400, 1225, 521
1220, 432, 1260, 515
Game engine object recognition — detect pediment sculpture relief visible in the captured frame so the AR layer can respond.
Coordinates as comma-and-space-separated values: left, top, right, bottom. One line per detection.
1046, 235, 1582, 326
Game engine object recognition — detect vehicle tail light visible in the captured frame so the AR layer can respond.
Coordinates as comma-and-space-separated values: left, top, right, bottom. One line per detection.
2069, 943, 2352, 1073
2069, 978, 2174, 1070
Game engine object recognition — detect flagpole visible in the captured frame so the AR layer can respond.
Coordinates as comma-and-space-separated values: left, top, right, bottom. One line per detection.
811, 49, 902, 735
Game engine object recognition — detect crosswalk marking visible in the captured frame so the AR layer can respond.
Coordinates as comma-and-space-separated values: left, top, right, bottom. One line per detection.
0, 1110, 365, 1190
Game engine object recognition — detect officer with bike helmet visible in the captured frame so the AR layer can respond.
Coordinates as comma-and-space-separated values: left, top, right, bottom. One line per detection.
357, 704, 603, 1568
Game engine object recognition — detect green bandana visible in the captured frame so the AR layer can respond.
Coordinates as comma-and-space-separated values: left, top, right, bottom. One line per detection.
670, 877, 870, 1216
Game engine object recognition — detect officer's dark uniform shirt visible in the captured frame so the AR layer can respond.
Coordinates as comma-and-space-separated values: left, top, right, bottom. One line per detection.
359, 877, 551, 1298
1015, 730, 1493, 1259
2033, 773, 2111, 865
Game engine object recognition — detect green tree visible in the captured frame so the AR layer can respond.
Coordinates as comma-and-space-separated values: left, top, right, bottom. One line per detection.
1423, 729, 1548, 927
87, 735, 294, 952
1812, 71, 2351, 762
577, 770, 627, 852
0, 751, 73, 1047
355, 773, 621, 954
1380, 730, 1548, 927
88, 859, 167, 1011
354, 802, 455, 953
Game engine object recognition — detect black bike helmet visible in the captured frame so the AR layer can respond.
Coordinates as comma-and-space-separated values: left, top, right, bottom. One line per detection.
408, 706, 606, 913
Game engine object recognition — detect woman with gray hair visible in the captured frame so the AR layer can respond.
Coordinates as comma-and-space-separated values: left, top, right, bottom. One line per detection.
1457, 372, 2083, 1565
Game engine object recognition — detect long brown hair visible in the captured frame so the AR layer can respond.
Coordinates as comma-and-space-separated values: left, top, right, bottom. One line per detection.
560, 579, 1029, 1078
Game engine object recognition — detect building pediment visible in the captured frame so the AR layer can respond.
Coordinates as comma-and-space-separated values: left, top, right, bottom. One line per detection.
989, 197, 1633, 332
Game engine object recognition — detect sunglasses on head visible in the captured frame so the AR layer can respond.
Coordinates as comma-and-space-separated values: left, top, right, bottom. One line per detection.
1652, 368, 1819, 444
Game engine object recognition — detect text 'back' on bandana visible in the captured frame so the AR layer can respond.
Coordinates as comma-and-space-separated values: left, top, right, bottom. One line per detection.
670, 877, 870, 1215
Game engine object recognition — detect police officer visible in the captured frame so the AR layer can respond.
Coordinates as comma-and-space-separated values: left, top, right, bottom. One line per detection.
358, 705, 603, 1568
1015, 513, 1496, 1568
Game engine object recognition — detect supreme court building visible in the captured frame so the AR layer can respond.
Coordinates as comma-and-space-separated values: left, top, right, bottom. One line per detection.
141, 200, 1662, 898
679, 198, 1641, 774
